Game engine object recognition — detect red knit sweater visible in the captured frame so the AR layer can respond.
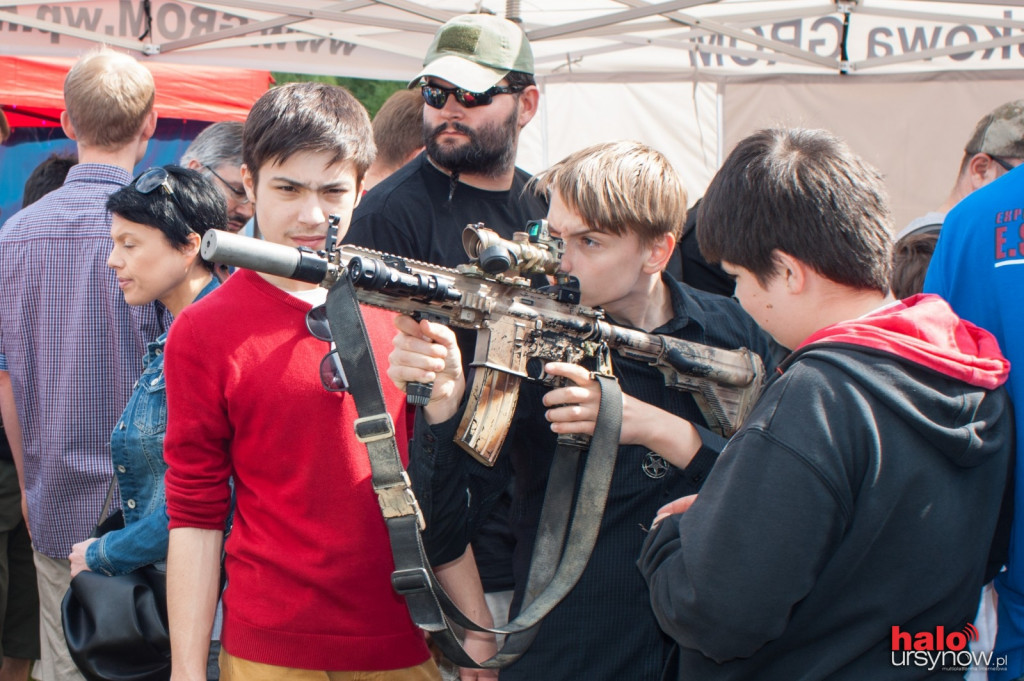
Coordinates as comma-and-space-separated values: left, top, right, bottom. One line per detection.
163, 269, 428, 670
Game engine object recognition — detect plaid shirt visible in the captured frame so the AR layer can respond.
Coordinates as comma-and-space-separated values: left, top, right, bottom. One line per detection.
0, 163, 160, 558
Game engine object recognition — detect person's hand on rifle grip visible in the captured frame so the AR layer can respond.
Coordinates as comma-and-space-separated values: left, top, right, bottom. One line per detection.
542, 362, 703, 469
388, 315, 466, 425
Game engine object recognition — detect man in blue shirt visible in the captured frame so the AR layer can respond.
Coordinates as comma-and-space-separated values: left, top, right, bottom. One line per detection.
924, 102, 1024, 681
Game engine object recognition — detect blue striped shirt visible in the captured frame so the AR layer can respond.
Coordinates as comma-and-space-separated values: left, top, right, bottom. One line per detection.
0, 163, 160, 558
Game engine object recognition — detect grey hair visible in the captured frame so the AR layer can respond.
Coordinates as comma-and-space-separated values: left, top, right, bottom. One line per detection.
180, 121, 244, 170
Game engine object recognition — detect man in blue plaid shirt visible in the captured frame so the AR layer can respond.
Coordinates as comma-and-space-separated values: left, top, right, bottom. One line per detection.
0, 47, 161, 681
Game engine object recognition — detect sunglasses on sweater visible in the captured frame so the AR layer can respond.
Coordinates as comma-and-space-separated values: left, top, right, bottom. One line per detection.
305, 304, 349, 393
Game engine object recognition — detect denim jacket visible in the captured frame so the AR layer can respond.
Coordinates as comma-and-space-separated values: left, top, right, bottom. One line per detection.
87, 277, 219, 575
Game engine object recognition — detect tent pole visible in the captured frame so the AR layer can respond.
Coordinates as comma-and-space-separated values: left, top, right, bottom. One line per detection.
507, 0, 521, 24
716, 84, 724, 168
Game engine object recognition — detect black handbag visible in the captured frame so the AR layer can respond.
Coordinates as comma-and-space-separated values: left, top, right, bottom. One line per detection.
61, 480, 171, 681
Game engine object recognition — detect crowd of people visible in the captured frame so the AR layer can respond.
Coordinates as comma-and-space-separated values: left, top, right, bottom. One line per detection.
0, 10, 1022, 681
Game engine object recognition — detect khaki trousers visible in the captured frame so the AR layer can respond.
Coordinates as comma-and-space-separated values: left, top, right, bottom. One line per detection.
31, 551, 85, 681
219, 649, 441, 681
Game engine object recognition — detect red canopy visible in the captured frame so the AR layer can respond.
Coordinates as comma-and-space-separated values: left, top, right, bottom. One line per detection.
0, 56, 272, 128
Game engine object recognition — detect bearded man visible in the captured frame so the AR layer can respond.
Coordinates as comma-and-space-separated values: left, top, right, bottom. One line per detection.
344, 13, 547, 267
343, 15, 546, 681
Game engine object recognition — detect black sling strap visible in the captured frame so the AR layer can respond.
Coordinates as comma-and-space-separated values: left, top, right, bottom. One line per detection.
324, 271, 622, 669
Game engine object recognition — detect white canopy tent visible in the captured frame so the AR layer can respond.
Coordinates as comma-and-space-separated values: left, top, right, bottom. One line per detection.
2, 0, 1023, 226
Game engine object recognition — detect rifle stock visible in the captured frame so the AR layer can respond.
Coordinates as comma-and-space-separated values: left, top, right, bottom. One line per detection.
201, 228, 766, 464
595, 322, 765, 438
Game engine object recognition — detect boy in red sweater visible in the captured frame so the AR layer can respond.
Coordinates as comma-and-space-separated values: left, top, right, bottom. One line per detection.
162, 83, 438, 681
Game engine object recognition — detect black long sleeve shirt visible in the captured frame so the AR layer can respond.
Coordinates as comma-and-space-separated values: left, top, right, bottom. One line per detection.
409, 275, 785, 681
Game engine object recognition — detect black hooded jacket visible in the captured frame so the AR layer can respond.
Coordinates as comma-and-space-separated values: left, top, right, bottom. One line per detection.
639, 295, 1013, 680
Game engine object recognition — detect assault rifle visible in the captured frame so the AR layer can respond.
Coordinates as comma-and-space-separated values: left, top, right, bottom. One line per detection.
201, 220, 767, 465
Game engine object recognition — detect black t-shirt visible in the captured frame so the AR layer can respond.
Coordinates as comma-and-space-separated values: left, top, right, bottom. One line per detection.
345, 153, 548, 268
346, 152, 548, 593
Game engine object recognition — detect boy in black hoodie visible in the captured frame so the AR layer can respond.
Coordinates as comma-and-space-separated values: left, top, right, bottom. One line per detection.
639, 127, 1014, 680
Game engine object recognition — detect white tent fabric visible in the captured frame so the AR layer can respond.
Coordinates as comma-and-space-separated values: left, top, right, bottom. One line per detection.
3, 0, 1023, 226
4, 1, 1022, 77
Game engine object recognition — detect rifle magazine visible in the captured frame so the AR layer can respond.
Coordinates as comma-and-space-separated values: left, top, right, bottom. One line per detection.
456, 367, 522, 466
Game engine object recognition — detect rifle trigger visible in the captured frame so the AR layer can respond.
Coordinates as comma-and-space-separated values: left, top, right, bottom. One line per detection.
594, 343, 614, 377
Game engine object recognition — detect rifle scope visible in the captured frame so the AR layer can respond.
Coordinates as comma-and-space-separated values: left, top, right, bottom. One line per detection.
462, 221, 563, 276
348, 256, 462, 303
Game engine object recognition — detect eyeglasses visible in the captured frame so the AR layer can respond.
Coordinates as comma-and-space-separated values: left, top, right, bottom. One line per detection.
135, 167, 186, 217
305, 304, 349, 392
989, 155, 1020, 173
203, 164, 250, 205
419, 78, 524, 110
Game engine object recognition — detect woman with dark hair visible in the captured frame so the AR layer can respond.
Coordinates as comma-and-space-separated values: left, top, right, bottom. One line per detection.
68, 165, 226, 577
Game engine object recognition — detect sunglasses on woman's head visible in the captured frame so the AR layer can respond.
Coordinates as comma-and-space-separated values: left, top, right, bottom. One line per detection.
135, 167, 186, 217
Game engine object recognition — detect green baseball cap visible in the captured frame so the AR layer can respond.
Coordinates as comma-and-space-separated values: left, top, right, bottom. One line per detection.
415, 14, 534, 92
965, 100, 1024, 159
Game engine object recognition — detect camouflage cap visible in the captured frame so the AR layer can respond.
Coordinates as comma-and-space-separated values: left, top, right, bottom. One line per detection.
415, 14, 533, 93
965, 100, 1024, 159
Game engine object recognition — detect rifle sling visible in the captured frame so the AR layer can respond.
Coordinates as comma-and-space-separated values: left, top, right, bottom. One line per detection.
325, 272, 622, 669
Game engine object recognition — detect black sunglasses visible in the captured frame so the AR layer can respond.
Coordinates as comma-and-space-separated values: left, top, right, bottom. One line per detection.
419, 78, 524, 110
203, 164, 250, 204
305, 305, 349, 392
135, 166, 189, 220
319, 350, 349, 392
306, 304, 331, 342
135, 167, 186, 217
